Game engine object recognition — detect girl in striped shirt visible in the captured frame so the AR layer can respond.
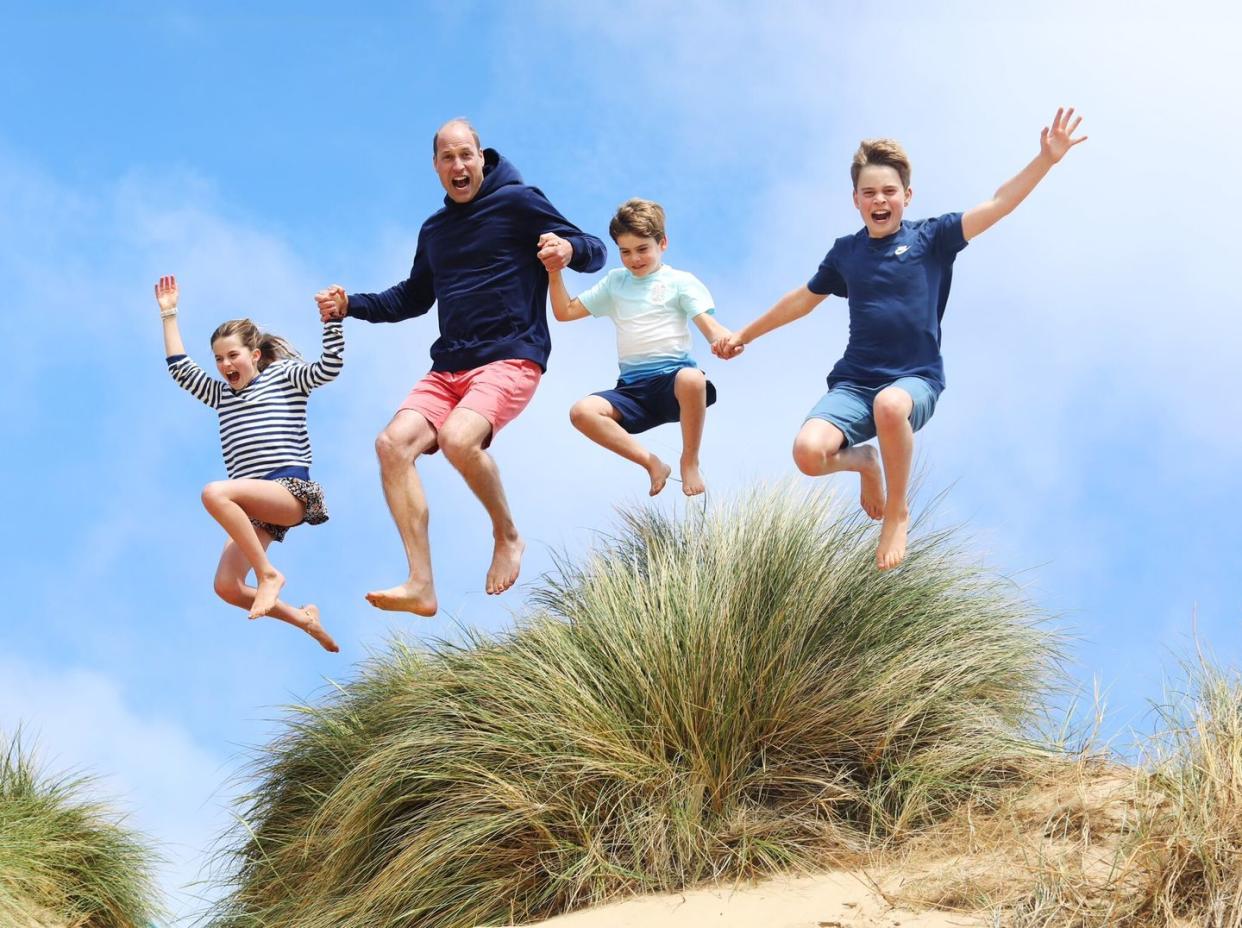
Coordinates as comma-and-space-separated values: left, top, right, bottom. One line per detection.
156, 275, 342, 653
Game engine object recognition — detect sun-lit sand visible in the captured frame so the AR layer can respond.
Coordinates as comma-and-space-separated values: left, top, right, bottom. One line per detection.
505, 871, 984, 928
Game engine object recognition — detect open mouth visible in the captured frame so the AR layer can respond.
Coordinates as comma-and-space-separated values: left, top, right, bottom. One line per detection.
871, 210, 892, 223
226, 371, 241, 385
452, 176, 471, 191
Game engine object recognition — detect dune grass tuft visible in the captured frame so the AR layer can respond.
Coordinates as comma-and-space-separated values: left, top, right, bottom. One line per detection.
211, 485, 1063, 928
0, 733, 161, 928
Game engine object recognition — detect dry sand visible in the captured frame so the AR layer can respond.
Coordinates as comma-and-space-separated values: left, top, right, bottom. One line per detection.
510, 871, 986, 928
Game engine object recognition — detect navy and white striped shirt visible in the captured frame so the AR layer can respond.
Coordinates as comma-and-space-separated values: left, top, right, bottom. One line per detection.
167, 322, 344, 480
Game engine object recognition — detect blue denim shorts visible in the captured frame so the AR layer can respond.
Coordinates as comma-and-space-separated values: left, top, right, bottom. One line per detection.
804, 376, 940, 447
593, 367, 717, 435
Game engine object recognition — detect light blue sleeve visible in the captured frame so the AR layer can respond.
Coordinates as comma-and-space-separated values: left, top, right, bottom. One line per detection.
675, 271, 715, 319
577, 268, 619, 318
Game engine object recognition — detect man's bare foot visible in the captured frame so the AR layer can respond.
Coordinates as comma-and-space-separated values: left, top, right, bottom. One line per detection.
250, 568, 285, 618
646, 457, 672, 496
299, 605, 340, 653
856, 445, 886, 520
876, 510, 910, 571
365, 580, 438, 616
486, 534, 525, 595
680, 457, 705, 497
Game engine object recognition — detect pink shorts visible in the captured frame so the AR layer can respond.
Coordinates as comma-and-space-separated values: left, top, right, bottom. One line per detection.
399, 359, 542, 448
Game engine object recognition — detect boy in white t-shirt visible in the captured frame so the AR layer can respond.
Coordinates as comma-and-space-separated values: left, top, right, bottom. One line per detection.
547, 198, 735, 496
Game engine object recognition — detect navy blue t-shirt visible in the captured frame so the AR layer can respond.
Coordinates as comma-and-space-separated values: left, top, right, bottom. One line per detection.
808, 213, 967, 393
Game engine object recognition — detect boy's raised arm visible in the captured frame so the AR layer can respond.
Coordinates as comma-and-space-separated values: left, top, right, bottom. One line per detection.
712, 285, 826, 360
547, 267, 590, 322
962, 106, 1086, 242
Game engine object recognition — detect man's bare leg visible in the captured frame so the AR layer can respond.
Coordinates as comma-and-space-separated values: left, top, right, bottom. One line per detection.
367, 409, 440, 615
674, 369, 708, 496
792, 419, 886, 519
570, 396, 671, 496
213, 537, 340, 652
872, 387, 915, 571
438, 408, 525, 595
201, 479, 305, 617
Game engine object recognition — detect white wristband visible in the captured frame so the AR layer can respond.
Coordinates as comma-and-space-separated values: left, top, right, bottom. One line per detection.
160, 309, 178, 319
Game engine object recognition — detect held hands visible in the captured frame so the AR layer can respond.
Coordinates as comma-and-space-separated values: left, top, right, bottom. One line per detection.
711, 332, 746, 360
155, 275, 179, 317
537, 233, 573, 272
1041, 107, 1087, 164
315, 285, 348, 322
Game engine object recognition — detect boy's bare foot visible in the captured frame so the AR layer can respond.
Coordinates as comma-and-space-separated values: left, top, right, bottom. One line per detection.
250, 568, 286, 618
646, 457, 672, 496
680, 458, 705, 497
365, 580, 438, 616
856, 446, 886, 520
300, 605, 340, 653
486, 534, 525, 595
876, 510, 910, 571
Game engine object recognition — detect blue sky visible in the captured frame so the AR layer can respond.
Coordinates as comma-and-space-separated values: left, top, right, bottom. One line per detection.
1, 1, 1239, 921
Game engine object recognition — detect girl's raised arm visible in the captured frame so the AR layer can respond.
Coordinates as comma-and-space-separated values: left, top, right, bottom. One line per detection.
285, 320, 345, 394
155, 275, 186, 357
158, 275, 223, 409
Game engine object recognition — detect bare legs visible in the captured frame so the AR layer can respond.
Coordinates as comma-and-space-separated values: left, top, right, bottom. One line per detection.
438, 408, 525, 596
673, 369, 708, 496
792, 384, 915, 571
200, 479, 305, 617
871, 387, 914, 571
368, 406, 526, 612
569, 398, 671, 496
212, 530, 339, 652
568, 368, 710, 497
368, 410, 440, 615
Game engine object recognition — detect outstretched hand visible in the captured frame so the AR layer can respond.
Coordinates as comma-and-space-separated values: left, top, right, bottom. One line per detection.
1041, 106, 1087, 164
711, 333, 745, 360
154, 275, 179, 314
315, 285, 348, 322
537, 232, 573, 272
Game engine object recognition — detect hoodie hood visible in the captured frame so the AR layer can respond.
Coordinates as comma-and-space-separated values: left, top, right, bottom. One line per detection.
443, 148, 523, 208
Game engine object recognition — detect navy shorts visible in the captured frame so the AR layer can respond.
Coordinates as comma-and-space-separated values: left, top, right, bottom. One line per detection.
593, 368, 717, 434
805, 376, 939, 447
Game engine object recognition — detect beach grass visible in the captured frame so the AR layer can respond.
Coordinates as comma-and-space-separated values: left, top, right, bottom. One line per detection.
210, 484, 1063, 928
0, 733, 161, 928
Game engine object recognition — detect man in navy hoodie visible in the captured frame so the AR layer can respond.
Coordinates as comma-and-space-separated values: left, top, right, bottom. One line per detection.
316, 119, 605, 615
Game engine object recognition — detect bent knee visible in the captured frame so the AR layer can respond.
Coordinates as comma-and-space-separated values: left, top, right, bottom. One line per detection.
872, 388, 913, 424
792, 441, 824, 476
201, 481, 230, 509
569, 399, 602, 430
213, 575, 247, 607
674, 370, 707, 402
438, 428, 483, 466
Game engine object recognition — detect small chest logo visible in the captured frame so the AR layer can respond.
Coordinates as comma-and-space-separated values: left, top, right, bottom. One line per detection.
648, 281, 669, 303
893, 245, 910, 256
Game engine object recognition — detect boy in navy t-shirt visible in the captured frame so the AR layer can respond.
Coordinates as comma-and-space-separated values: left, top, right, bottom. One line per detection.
714, 108, 1086, 570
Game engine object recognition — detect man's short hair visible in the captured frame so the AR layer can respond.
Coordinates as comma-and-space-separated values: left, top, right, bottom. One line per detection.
432, 118, 482, 155
608, 198, 666, 243
851, 139, 912, 190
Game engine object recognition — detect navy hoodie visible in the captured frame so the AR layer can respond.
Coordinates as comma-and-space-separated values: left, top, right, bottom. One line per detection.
346, 150, 606, 372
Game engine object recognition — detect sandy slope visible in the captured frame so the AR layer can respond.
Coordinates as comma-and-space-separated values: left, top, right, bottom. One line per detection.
510, 872, 985, 928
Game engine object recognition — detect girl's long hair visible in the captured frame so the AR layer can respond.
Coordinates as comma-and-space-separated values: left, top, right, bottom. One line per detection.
209, 319, 302, 371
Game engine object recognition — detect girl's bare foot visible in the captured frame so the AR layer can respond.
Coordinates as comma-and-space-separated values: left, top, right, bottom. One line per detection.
876, 509, 910, 571
250, 568, 286, 618
300, 605, 339, 653
680, 457, 705, 496
856, 445, 886, 520
486, 534, 525, 595
646, 456, 672, 496
365, 580, 438, 616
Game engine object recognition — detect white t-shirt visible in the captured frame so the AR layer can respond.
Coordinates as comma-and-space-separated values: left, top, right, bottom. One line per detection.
577, 264, 715, 383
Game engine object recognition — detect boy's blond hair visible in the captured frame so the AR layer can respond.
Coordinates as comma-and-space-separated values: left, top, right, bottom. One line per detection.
851, 139, 912, 190
609, 198, 666, 244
